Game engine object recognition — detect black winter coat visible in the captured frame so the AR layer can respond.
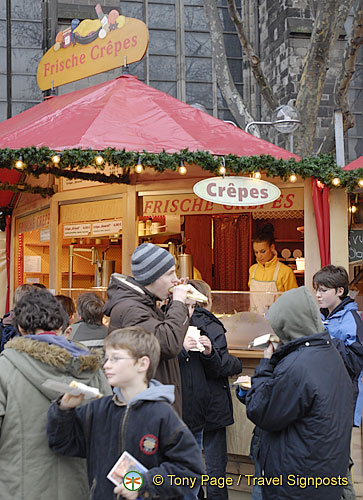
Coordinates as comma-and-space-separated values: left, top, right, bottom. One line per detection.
178, 346, 221, 433
47, 393, 204, 500
246, 332, 353, 500
190, 306, 242, 431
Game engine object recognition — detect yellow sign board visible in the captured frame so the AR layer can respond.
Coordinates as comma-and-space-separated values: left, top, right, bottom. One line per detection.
17, 209, 50, 233
143, 188, 303, 215
37, 6, 149, 90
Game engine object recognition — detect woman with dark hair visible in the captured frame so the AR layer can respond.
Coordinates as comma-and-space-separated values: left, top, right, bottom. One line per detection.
0, 288, 111, 500
249, 223, 297, 315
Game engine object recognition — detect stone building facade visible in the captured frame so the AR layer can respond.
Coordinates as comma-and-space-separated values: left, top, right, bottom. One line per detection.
242, 0, 363, 159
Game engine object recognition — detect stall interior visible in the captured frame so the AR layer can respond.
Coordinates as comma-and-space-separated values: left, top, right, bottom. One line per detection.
20, 228, 50, 288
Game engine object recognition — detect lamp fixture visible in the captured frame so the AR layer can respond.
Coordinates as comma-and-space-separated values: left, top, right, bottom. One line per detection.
15, 156, 25, 169
135, 157, 143, 174
359, 179, 363, 188
332, 177, 341, 186
253, 171, 262, 179
179, 160, 187, 175
95, 155, 104, 165
351, 205, 358, 214
219, 157, 226, 175
289, 174, 297, 183
51, 154, 61, 164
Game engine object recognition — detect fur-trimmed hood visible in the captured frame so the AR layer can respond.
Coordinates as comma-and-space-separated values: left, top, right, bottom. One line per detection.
2, 335, 105, 401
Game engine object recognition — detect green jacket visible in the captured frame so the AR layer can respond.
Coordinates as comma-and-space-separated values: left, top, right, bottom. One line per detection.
0, 335, 112, 500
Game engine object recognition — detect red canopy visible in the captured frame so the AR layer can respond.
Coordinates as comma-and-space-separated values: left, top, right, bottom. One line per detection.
0, 75, 298, 159
343, 156, 363, 170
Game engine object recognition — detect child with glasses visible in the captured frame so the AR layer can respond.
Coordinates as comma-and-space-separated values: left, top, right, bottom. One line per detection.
313, 265, 363, 500
47, 326, 204, 500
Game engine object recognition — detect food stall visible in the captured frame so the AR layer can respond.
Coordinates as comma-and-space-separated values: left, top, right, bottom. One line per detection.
0, 28, 360, 494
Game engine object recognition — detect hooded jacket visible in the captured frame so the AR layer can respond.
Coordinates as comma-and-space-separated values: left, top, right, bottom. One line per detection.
103, 274, 190, 415
190, 306, 242, 431
320, 296, 363, 426
0, 334, 112, 500
69, 321, 108, 349
245, 287, 353, 500
47, 379, 204, 500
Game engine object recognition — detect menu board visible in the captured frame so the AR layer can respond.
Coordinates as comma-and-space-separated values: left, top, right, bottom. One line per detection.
349, 229, 363, 263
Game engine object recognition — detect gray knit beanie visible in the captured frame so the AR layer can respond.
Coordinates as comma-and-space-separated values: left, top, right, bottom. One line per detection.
131, 243, 175, 286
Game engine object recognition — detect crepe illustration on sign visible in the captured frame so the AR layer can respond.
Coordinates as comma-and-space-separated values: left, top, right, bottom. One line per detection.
37, 4, 149, 90
54, 5, 126, 50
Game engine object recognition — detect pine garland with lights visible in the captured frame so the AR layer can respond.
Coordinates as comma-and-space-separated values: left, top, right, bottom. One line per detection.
0, 181, 54, 197
1, 146, 363, 196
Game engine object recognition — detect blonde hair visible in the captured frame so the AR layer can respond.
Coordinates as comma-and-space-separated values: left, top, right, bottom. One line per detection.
13, 284, 34, 307
104, 327, 160, 381
188, 279, 212, 304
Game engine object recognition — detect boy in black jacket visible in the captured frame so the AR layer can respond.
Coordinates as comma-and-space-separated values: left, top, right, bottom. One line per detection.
47, 326, 204, 500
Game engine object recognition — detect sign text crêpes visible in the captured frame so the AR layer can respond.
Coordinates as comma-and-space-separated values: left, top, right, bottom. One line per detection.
37, 4, 149, 90
193, 177, 281, 206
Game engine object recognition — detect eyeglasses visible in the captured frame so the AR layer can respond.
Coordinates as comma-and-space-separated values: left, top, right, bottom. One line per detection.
102, 356, 136, 365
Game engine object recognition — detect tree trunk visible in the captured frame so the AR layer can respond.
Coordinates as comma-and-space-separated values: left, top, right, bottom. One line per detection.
294, 0, 355, 156
226, 0, 278, 111
203, 0, 260, 137
320, 0, 363, 153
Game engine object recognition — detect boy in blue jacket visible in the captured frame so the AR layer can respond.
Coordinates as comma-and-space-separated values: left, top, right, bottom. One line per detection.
47, 326, 204, 500
313, 265, 363, 500
313, 265, 363, 426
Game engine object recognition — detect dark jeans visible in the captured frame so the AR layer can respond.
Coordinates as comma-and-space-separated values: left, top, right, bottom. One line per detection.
203, 428, 229, 500
184, 429, 204, 500
250, 432, 262, 500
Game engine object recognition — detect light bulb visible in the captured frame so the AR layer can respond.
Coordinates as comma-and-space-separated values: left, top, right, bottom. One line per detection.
351, 205, 357, 214
135, 157, 143, 173
332, 177, 340, 186
15, 159, 24, 169
52, 154, 61, 164
179, 165, 187, 175
95, 155, 104, 165
289, 174, 297, 183
358, 179, 363, 188
254, 171, 261, 179
219, 166, 226, 175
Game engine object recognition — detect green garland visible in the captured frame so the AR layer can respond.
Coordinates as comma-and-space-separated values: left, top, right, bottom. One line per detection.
0, 147, 362, 195
0, 181, 54, 197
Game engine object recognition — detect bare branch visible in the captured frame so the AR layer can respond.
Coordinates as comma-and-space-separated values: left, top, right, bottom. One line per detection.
203, 0, 260, 136
337, 0, 363, 129
226, 0, 278, 111
319, 0, 363, 153
294, 0, 355, 156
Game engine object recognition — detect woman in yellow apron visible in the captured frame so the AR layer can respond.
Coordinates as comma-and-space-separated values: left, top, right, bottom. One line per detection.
249, 223, 298, 315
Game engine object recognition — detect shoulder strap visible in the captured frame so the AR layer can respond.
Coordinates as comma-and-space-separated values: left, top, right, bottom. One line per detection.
272, 261, 281, 281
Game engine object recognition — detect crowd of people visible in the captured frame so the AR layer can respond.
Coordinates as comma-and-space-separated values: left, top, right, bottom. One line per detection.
0, 241, 362, 500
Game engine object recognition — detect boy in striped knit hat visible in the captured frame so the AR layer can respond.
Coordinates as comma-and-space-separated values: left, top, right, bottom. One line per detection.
103, 243, 194, 415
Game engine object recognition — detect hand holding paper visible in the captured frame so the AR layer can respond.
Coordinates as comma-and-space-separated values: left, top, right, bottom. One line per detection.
233, 375, 252, 390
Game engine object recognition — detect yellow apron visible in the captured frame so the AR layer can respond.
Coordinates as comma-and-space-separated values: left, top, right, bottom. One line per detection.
249, 261, 281, 316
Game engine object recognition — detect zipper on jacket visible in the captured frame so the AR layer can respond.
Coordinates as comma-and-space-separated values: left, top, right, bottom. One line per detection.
89, 478, 96, 500
119, 406, 131, 454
